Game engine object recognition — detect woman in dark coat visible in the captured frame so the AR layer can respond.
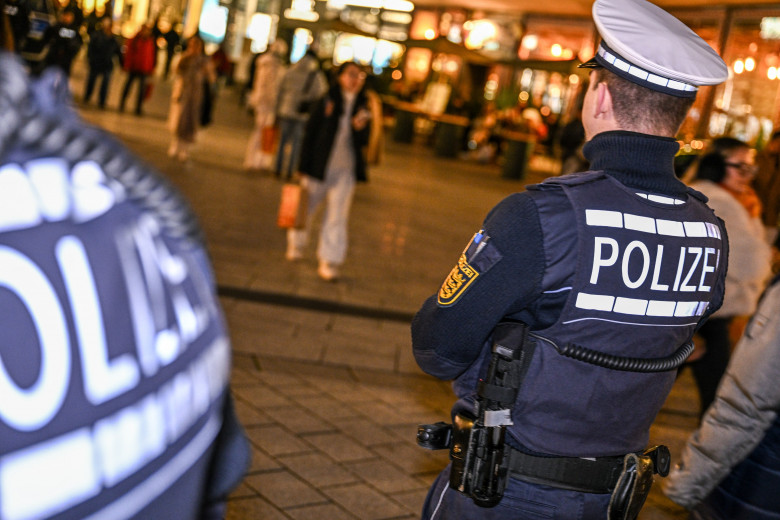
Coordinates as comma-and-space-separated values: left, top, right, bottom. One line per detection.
286, 62, 372, 281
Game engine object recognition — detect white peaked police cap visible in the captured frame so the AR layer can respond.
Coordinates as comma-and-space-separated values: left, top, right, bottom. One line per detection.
579, 0, 729, 98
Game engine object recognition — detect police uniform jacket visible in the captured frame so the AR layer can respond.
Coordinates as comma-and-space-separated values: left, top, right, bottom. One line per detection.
664, 273, 780, 517
412, 130, 728, 458
0, 54, 249, 520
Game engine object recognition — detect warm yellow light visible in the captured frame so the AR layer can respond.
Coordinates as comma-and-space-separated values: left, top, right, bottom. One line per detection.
521, 34, 538, 51
518, 91, 529, 103
733, 59, 744, 74
568, 74, 580, 85
769, 66, 777, 80
745, 57, 756, 72
551, 44, 562, 57
464, 20, 497, 50
424, 29, 436, 40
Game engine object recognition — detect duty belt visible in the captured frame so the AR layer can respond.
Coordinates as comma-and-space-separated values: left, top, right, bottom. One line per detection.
507, 448, 625, 494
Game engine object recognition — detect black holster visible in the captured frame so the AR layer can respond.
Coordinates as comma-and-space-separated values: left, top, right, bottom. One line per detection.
607, 445, 671, 520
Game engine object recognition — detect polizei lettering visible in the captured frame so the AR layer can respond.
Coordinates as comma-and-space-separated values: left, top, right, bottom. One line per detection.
0, 159, 229, 520
575, 208, 722, 320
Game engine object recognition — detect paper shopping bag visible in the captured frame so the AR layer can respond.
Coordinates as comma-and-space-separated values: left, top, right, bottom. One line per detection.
261, 125, 278, 153
276, 182, 308, 229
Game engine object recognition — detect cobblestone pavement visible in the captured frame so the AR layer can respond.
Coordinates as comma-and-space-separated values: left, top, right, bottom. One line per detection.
66, 54, 697, 519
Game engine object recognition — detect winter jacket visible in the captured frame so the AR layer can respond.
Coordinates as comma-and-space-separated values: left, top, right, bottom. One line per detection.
87, 29, 122, 71
298, 82, 371, 182
275, 53, 327, 120
123, 32, 156, 74
663, 273, 780, 517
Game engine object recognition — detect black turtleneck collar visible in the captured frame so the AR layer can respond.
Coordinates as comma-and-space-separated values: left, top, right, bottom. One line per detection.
582, 130, 688, 197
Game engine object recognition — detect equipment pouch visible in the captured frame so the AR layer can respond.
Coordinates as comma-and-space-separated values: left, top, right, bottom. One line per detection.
607, 453, 654, 520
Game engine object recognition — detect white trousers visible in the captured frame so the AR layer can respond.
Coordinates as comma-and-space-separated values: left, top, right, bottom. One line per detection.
287, 167, 356, 265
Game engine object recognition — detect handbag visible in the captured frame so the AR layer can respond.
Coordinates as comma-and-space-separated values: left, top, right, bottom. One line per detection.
260, 125, 278, 153
276, 181, 308, 229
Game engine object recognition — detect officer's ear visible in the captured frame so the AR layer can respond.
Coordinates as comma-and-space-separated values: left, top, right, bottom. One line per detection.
592, 81, 614, 122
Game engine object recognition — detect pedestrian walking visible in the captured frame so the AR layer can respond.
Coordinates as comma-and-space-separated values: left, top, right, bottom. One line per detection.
83, 17, 121, 109
274, 49, 327, 180
154, 18, 181, 80
167, 33, 216, 162
3, 0, 30, 52
412, 0, 730, 518
119, 23, 156, 115
663, 272, 780, 518
0, 8, 250, 517
43, 9, 82, 76
286, 62, 372, 282
244, 39, 287, 171
686, 137, 772, 417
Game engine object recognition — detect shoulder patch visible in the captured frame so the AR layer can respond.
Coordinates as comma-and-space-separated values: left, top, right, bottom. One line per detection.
437, 253, 480, 306
437, 231, 502, 306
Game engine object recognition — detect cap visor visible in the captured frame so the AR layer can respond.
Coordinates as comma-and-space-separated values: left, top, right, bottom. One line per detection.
578, 57, 602, 69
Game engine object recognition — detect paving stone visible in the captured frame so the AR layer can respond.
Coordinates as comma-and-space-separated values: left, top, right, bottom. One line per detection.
323, 337, 397, 371
225, 496, 288, 520
244, 470, 327, 509
233, 395, 274, 427
350, 400, 409, 426
303, 432, 376, 462
263, 404, 339, 435
323, 483, 410, 520
287, 504, 357, 520
377, 441, 449, 476
347, 459, 426, 494
226, 481, 257, 499
294, 393, 362, 421
247, 444, 282, 473
246, 425, 313, 456
280, 452, 360, 488
337, 417, 398, 447
233, 384, 294, 408
391, 488, 431, 516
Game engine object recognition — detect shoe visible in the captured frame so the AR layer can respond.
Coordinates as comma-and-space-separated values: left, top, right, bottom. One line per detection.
317, 261, 339, 282
285, 246, 304, 261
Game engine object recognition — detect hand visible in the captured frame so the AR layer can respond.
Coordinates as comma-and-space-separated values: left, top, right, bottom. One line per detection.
352, 109, 371, 131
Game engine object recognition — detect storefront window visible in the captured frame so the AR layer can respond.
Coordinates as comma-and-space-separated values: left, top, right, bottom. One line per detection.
713, 8, 780, 147
671, 9, 725, 144
518, 16, 595, 63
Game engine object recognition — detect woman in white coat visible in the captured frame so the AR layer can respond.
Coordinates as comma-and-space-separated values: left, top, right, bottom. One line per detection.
687, 137, 772, 417
244, 40, 288, 170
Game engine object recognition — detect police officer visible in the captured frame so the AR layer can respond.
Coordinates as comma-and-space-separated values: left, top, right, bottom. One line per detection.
412, 0, 730, 518
0, 6, 250, 518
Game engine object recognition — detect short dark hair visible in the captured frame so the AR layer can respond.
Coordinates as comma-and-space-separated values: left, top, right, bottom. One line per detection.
696, 136, 750, 183
592, 68, 695, 136
696, 152, 727, 183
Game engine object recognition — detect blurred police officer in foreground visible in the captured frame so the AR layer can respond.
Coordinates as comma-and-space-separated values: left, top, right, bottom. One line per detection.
412, 0, 730, 518
0, 3, 250, 518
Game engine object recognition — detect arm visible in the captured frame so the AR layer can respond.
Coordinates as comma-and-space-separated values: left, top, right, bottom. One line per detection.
412, 192, 545, 380
663, 276, 780, 508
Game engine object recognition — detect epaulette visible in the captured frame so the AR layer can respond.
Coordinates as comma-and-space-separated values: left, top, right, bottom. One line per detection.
527, 170, 607, 191
685, 185, 709, 203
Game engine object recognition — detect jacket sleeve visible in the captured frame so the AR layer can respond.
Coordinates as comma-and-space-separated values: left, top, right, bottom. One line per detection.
663, 275, 780, 509
411, 192, 545, 380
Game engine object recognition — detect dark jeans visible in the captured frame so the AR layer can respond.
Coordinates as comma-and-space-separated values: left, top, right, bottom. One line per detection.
274, 117, 306, 179
120, 72, 148, 114
84, 67, 112, 107
690, 317, 733, 417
